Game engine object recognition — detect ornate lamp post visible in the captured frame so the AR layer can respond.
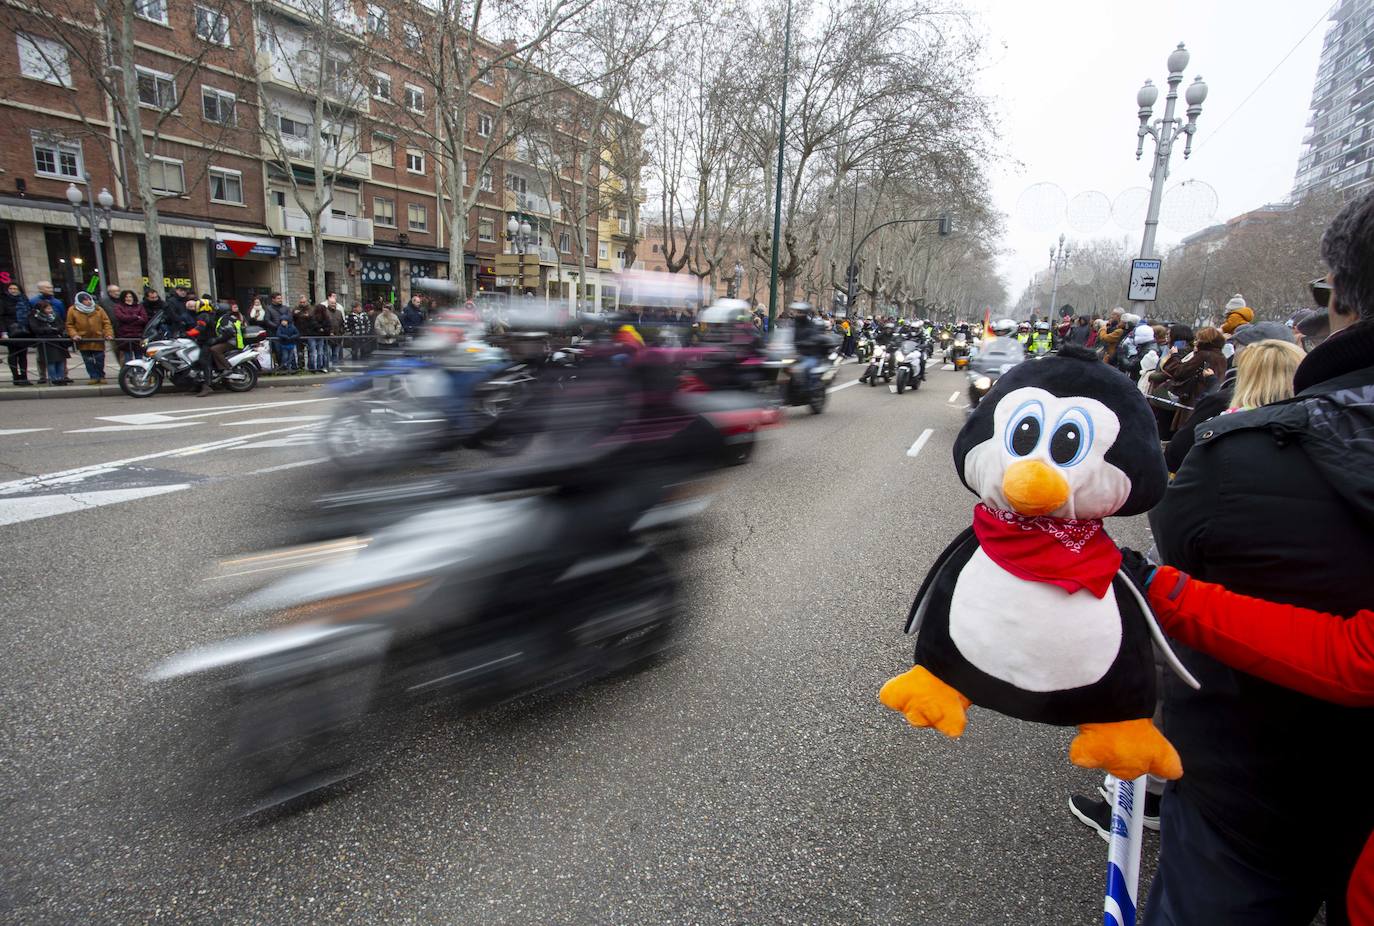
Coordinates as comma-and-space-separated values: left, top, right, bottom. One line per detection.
1047, 234, 1070, 321
1134, 44, 1208, 262
66, 179, 114, 292
506, 215, 533, 296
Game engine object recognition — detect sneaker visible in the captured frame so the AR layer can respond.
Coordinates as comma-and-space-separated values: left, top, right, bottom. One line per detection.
1068, 794, 1112, 841
1091, 784, 1162, 832
13, 379, 32, 386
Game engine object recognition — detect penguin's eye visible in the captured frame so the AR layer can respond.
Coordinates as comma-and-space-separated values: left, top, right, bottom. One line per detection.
1050, 408, 1094, 467
1005, 401, 1044, 457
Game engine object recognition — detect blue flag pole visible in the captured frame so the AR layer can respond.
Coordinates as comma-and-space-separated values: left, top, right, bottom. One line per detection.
1104, 775, 1146, 926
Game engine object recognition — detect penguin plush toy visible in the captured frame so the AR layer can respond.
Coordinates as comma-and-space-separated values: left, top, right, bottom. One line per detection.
879, 346, 1197, 781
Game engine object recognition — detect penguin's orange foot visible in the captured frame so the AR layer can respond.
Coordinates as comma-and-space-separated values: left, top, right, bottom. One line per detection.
879, 665, 971, 738
1069, 719, 1183, 781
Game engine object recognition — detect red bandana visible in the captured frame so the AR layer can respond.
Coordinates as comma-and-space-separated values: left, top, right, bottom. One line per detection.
971, 503, 1122, 599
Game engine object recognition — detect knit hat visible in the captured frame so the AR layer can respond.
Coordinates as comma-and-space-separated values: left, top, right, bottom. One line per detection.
1133, 323, 1157, 345
1221, 296, 1254, 333
1231, 321, 1295, 348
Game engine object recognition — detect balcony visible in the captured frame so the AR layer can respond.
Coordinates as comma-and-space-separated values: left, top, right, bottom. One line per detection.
503, 190, 561, 220
268, 204, 373, 244
261, 0, 364, 35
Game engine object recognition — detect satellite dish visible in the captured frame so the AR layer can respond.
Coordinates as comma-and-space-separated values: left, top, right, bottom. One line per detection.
1112, 187, 1151, 230
1067, 191, 1111, 234
1161, 180, 1220, 232
1015, 182, 1068, 233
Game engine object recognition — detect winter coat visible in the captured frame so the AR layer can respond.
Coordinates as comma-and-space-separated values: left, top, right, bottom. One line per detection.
1149, 319, 1374, 879
345, 311, 373, 337
1157, 345, 1227, 430
293, 308, 316, 336
274, 322, 300, 345
35, 294, 65, 325
65, 300, 113, 350
263, 303, 286, 330
1163, 367, 1237, 474
327, 305, 346, 336
1063, 321, 1092, 347
401, 305, 424, 335
374, 311, 403, 344
28, 309, 69, 361
2, 292, 32, 336
113, 303, 149, 346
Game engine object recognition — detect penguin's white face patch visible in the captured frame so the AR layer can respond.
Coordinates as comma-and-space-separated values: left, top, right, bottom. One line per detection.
964, 386, 1130, 520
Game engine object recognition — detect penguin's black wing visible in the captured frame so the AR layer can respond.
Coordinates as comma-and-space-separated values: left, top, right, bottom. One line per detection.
904, 527, 977, 634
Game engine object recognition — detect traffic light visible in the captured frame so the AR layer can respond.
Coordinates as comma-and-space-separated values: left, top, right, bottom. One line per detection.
845, 261, 859, 297
938, 214, 952, 237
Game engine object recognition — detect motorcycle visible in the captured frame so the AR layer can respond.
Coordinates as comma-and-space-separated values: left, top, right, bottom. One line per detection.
967, 337, 1027, 410
856, 332, 874, 362
894, 338, 926, 394
949, 333, 972, 371
118, 329, 267, 398
862, 340, 896, 386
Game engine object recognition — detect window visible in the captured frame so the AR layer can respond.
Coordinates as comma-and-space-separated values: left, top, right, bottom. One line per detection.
136, 67, 177, 110
371, 134, 393, 167
147, 157, 185, 195
374, 197, 395, 227
477, 57, 494, 85
16, 33, 71, 87
194, 5, 230, 44
402, 21, 421, 51
278, 115, 310, 139
478, 216, 495, 241
407, 203, 427, 231
366, 3, 388, 34
476, 113, 492, 137
405, 148, 424, 174
480, 170, 493, 192
134, 0, 167, 24
558, 232, 570, 253
31, 133, 82, 180
202, 87, 236, 125
371, 71, 391, 101
598, 241, 608, 260
404, 84, 424, 113
208, 167, 243, 204
505, 174, 527, 194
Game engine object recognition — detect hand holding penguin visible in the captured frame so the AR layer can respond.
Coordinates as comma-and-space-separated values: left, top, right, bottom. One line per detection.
879, 346, 1197, 781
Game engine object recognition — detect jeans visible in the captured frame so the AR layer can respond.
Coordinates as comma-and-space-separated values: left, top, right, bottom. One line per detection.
47, 360, 65, 381
279, 345, 297, 370
329, 339, 343, 368
80, 349, 105, 379
306, 337, 326, 371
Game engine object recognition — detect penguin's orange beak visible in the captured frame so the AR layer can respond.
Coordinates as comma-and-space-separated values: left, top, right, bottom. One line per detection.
1003, 459, 1070, 517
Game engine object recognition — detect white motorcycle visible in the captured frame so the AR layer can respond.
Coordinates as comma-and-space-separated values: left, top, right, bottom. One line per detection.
119, 332, 267, 398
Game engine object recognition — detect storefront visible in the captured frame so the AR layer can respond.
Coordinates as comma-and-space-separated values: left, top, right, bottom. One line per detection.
138, 236, 197, 294
359, 257, 398, 307
358, 243, 449, 307
213, 232, 282, 311
44, 226, 102, 307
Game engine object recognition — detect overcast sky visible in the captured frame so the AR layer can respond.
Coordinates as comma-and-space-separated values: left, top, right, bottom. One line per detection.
970, 0, 1333, 306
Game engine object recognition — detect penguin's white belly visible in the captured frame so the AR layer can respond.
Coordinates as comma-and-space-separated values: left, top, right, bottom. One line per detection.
948, 548, 1122, 692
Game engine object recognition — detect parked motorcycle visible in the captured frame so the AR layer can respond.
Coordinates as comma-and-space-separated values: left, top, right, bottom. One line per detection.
119, 330, 267, 398
894, 338, 926, 394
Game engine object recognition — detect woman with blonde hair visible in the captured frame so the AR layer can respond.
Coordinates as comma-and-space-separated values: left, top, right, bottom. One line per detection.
1229, 339, 1307, 411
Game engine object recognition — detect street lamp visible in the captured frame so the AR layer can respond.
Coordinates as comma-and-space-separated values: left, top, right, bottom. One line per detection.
67, 178, 114, 294
1047, 233, 1070, 321
728, 261, 744, 299
1134, 43, 1207, 266
507, 215, 533, 296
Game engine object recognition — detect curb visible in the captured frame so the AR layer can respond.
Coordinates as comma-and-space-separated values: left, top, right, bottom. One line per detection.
0, 373, 342, 401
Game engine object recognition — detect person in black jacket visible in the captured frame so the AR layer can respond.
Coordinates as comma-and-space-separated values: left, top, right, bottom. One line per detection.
1143, 191, 1374, 925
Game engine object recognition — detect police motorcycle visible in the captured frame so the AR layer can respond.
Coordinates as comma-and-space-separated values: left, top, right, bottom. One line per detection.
763, 304, 841, 414
894, 332, 926, 394
119, 310, 267, 398
320, 307, 535, 473
1029, 321, 1055, 357
967, 319, 1026, 410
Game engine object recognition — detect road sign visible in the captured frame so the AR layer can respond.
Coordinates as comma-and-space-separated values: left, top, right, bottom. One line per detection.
1127, 259, 1161, 302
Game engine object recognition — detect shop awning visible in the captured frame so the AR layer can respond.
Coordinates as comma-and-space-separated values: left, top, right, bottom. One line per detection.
361, 243, 453, 264
215, 231, 282, 258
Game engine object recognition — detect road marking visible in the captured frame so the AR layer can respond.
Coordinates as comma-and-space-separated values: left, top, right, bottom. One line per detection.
221, 415, 328, 426
95, 398, 333, 427
245, 457, 328, 476
0, 428, 51, 436
0, 484, 190, 527
66, 422, 203, 433
0, 423, 322, 496
906, 428, 934, 458
942, 363, 954, 371
827, 379, 860, 394
948, 391, 960, 403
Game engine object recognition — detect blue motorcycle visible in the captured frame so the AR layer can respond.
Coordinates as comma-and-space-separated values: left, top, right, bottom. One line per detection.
320, 338, 536, 473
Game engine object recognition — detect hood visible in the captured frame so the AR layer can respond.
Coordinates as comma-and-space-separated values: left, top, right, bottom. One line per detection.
1300, 379, 1374, 529
73, 294, 97, 314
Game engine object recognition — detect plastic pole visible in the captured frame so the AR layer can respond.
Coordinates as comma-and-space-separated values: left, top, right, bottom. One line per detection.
1103, 775, 1146, 926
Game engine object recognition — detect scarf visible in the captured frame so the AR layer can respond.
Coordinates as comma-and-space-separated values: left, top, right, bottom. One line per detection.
971, 503, 1122, 599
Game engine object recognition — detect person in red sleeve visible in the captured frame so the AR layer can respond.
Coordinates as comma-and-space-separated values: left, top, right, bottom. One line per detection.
1138, 558, 1374, 926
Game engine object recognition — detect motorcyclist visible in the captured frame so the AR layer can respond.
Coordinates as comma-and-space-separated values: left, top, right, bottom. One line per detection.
1015, 322, 1031, 347
210, 303, 247, 374
1030, 321, 1053, 356
184, 301, 221, 396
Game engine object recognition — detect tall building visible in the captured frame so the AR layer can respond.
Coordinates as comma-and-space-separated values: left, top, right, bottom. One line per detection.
0, 0, 638, 311
1293, 0, 1374, 198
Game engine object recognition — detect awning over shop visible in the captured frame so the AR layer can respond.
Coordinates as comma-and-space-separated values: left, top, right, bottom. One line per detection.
215, 231, 282, 258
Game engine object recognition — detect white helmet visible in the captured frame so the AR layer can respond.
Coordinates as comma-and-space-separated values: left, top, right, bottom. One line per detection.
991, 318, 1016, 336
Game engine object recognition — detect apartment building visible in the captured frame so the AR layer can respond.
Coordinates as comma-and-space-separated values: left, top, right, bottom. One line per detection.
1294, 0, 1374, 198
0, 0, 634, 310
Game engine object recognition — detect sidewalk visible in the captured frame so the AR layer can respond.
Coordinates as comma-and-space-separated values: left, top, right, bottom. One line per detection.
1, 369, 343, 401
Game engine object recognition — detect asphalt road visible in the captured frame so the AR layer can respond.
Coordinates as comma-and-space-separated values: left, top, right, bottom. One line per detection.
0, 363, 1161, 925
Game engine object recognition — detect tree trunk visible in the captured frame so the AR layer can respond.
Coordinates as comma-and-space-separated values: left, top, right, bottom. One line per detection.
116, 0, 164, 291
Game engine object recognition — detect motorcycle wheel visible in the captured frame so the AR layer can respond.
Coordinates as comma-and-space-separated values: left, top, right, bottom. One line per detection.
809, 386, 827, 414
911, 366, 922, 390
866, 365, 877, 386
726, 431, 755, 466
321, 401, 424, 474
119, 364, 163, 398
589, 553, 678, 675
896, 369, 908, 394
222, 363, 258, 393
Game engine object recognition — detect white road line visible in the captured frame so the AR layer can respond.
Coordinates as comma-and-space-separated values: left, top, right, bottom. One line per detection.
66, 422, 203, 434
0, 423, 322, 496
0, 428, 51, 436
221, 415, 328, 426
948, 391, 960, 403
906, 428, 934, 458
246, 457, 328, 476
827, 379, 861, 394
95, 398, 333, 426
0, 484, 190, 527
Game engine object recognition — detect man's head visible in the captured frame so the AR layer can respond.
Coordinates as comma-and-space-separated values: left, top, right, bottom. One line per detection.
327, 292, 337, 304
106, 284, 120, 299
36, 280, 53, 296
1109, 307, 1124, 323
6, 283, 19, 297
174, 285, 188, 297
271, 292, 283, 305
1320, 189, 1374, 331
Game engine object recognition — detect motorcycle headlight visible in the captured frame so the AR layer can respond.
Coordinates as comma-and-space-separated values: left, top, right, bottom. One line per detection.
895, 351, 905, 363
973, 376, 992, 391
145, 347, 159, 357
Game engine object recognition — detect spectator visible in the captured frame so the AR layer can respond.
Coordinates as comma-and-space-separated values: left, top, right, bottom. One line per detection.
1136, 324, 1168, 395
274, 316, 300, 373
401, 295, 425, 338
98, 282, 123, 330
1152, 325, 1227, 433
32, 280, 64, 325
112, 290, 148, 367
28, 300, 70, 384
246, 296, 266, 329
1220, 294, 1255, 361
65, 291, 113, 385
326, 292, 345, 370
308, 303, 331, 372
374, 304, 403, 348
2, 282, 33, 385
1143, 190, 1374, 925
291, 300, 313, 371
1227, 338, 1305, 412
345, 302, 373, 361
141, 288, 165, 331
